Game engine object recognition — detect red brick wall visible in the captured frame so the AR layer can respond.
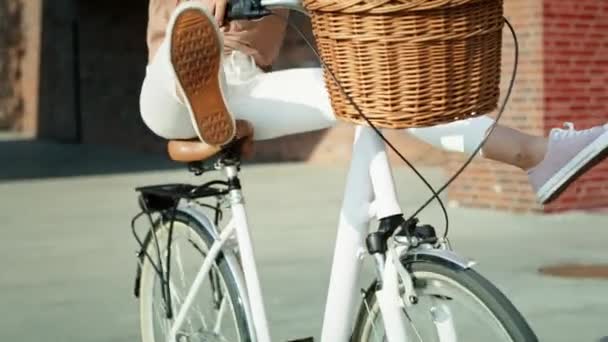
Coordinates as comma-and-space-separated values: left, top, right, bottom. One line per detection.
18, 0, 41, 135
0, 0, 24, 130
542, 0, 608, 211
0, 0, 41, 135
447, 0, 545, 212
448, 0, 608, 212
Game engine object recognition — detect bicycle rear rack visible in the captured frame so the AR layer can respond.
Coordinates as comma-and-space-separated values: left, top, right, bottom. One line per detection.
130, 178, 233, 319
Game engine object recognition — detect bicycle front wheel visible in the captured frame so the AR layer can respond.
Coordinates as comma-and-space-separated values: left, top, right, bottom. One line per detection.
138, 211, 251, 342
353, 261, 538, 342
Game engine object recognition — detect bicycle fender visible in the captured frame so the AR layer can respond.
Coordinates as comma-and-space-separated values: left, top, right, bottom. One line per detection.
133, 202, 226, 293
401, 248, 476, 271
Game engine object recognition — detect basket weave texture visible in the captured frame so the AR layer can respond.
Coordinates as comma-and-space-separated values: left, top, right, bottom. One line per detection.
304, 0, 504, 129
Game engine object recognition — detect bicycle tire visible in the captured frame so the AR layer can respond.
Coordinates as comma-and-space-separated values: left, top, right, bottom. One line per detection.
138, 210, 251, 342
352, 261, 538, 342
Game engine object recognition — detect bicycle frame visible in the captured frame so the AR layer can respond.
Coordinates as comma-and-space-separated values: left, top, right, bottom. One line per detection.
165, 1, 462, 341
166, 126, 422, 342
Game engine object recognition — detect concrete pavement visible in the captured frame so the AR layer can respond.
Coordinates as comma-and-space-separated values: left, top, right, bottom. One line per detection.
1, 136, 608, 341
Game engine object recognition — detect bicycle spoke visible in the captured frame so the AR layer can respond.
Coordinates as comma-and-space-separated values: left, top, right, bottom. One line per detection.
171, 241, 204, 333
184, 236, 215, 333
363, 297, 384, 342
154, 299, 171, 338
168, 278, 200, 334
213, 295, 228, 334
174, 246, 214, 334
402, 308, 424, 342
175, 243, 187, 290
141, 219, 247, 342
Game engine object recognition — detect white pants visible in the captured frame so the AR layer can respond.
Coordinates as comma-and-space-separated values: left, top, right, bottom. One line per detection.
140, 40, 495, 155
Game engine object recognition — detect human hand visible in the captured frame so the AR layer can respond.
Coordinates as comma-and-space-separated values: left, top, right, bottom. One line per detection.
185, 0, 229, 26
209, 0, 229, 26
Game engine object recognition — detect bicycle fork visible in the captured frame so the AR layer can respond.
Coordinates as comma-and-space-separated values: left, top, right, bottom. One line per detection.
320, 126, 458, 342
320, 126, 409, 342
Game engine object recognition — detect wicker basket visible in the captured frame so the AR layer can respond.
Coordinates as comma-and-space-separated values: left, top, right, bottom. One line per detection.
303, 0, 504, 129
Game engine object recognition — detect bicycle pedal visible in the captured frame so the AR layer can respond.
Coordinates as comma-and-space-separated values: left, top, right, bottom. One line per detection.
287, 337, 314, 342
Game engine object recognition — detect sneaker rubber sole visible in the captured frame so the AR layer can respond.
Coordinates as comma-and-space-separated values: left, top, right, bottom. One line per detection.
537, 127, 608, 204
170, 7, 235, 146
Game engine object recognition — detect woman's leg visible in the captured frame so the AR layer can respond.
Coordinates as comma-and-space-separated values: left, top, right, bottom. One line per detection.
221, 63, 552, 172
480, 125, 548, 170
139, 41, 337, 141
227, 67, 337, 140
143, 0, 548, 165
139, 2, 337, 142
139, 38, 198, 140
240, 65, 608, 204
140, 1, 608, 204
407, 117, 548, 170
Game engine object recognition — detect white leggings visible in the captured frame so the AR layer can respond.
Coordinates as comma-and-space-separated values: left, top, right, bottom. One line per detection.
140, 40, 495, 155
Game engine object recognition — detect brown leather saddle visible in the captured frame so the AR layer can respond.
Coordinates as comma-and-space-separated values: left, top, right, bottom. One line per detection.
167, 120, 254, 162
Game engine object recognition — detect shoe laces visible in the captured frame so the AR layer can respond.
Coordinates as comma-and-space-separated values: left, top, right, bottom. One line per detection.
226, 51, 259, 83
552, 122, 596, 140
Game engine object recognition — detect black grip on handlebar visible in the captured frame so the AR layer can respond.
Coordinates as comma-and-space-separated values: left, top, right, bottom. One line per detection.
225, 0, 271, 20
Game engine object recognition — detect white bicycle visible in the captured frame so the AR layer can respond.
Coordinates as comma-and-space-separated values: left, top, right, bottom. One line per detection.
130, 0, 538, 341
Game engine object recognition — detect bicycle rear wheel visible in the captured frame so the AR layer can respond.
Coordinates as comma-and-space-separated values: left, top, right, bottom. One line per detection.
353, 261, 538, 342
138, 211, 251, 342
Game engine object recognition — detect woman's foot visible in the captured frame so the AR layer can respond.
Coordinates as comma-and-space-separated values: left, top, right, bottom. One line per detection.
527, 123, 608, 204
168, 1, 235, 146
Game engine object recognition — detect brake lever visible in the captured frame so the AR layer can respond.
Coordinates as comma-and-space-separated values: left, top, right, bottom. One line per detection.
226, 0, 271, 20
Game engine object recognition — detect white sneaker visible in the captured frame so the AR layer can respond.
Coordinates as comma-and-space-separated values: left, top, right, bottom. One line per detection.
527, 122, 608, 204
167, 2, 236, 146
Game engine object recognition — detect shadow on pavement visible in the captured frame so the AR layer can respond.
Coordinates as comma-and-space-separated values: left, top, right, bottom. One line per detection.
0, 137, 181, 182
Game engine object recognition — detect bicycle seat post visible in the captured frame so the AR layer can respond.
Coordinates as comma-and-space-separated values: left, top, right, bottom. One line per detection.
219, 146, 273, 342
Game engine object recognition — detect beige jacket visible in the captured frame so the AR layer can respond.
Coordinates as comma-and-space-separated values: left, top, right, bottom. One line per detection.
147, 0, 289, 67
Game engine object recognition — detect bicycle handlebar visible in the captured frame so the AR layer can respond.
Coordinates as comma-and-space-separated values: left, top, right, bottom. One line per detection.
226, 0, 270, 20
225, 0, 305, 20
